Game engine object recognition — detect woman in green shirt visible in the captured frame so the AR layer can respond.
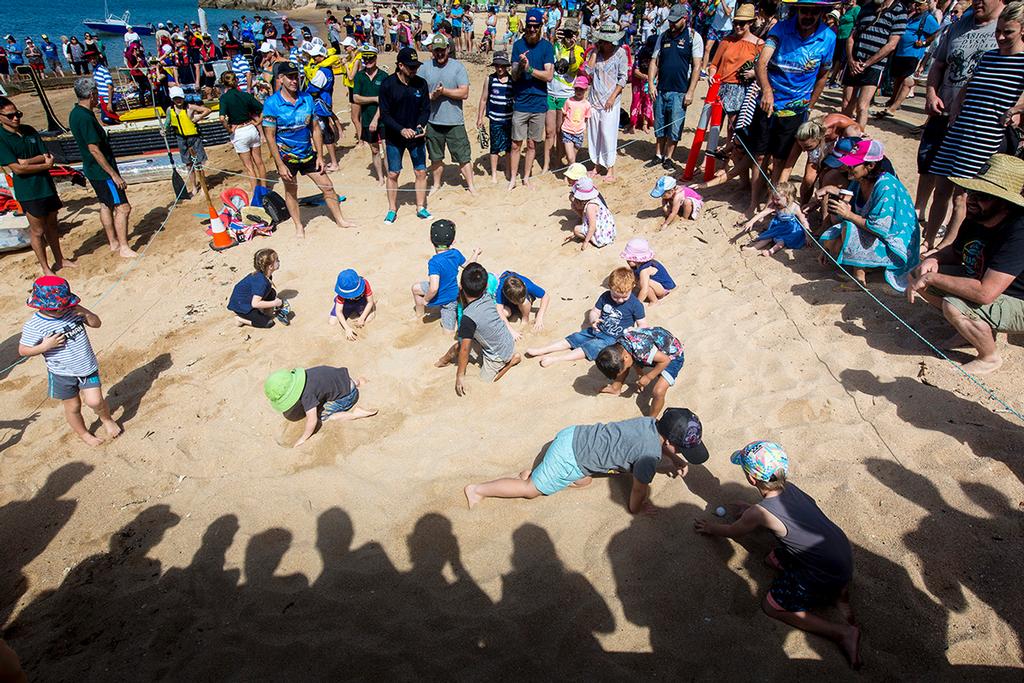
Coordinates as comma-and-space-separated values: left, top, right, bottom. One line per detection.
0, 96, 73, 276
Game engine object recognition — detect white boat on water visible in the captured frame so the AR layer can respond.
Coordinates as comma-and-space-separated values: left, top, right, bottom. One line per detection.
83, 2, 154, 35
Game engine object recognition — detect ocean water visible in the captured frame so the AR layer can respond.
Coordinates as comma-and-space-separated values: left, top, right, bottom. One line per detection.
0, 0, 307, 66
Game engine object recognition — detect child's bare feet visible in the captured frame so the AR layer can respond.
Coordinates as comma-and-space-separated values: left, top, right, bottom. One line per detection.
538, 356, 559, 368
78, 431, 104, 447
493, 353, 521, 382
464, 484, 483, 509
118, 247, 138, 259
102, 420, 123, 440
840, 624, 862, 670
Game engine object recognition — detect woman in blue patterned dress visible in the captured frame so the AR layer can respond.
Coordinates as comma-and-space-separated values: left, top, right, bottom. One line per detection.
819, 139, 921, 291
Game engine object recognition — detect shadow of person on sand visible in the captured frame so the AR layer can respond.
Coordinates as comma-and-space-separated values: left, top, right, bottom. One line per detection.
866, 458, 1024, 661
0, 333, 25, 382
4, 504, 180, 679
0, 462, 93, 628
0, 412, 39, 455
495, 523, 615, 677
104, 352, 173, 426
841, 368, 1024, 485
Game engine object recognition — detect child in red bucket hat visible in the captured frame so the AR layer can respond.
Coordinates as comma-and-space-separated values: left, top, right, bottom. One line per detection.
18, 276, 122, 446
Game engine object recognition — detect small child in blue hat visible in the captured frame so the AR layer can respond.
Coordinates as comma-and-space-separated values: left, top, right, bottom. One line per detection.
330, 268, 376, 340
18, 276, 122, 446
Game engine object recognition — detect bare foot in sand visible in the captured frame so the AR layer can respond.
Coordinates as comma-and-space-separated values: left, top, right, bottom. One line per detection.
840, 625, 862, 670
493, 353, 521, 382
78, 432, 104, 447
961, 356, 1002, 375
435, 349, 456, 367
507, 178, 518, 191
102, 419, 123, 440
538, 356, 559, 368
464, 484, 482, 509
109, 242, 121, 253
118, 247, 138, 259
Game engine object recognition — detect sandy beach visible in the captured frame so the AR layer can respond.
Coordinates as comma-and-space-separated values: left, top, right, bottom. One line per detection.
1, 13, 1023, 677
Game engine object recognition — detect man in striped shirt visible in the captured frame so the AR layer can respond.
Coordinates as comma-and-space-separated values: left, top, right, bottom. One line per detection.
841, 0, 907, 128
88, 52, 119, 125
225, 40, 252, 92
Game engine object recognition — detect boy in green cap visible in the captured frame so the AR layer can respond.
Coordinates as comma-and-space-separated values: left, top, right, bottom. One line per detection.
264, 366, 377, 447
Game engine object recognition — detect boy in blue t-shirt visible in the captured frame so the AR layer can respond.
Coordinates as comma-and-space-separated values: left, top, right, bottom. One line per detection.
18, 276, 122, 446
526, 267, 646, 367
495, 270, 550, 338
411, 219, 478, 330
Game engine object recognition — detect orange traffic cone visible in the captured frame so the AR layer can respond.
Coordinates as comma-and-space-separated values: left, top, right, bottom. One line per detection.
209, 207, 236, 251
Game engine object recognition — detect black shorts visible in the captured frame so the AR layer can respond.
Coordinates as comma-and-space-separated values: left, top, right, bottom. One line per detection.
889, 56, 920, 84
360, 125, 383, 144
737, 108, 806, 160
20, 194, 63, 218
452, 26, 463, 37
842, 64, 884, 88
917, 113, 949, 174
284, 156, 319, 177
348, 88, 355, 104
235, 308, 275, 328
90, 177, 129, 208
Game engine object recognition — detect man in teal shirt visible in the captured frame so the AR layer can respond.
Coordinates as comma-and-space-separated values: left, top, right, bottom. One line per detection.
67, 77, 136, 259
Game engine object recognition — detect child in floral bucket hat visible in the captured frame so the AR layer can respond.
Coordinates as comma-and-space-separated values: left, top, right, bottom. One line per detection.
18, 276, 122, 446
693, 440, 861, 668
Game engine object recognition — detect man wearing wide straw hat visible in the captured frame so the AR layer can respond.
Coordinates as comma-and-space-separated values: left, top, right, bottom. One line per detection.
647, 3, 704, 171
907, 154, 1024, 375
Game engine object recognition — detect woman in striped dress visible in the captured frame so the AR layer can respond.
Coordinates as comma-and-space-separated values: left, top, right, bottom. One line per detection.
926, 1, 1024, 250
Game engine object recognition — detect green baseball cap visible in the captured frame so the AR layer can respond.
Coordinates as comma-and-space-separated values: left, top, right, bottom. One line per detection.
264, 368, 306, 412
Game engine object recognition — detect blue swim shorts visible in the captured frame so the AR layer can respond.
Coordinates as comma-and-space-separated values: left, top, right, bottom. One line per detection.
661, 351, 685, 387
321, 387, 359, 419
531, 426, 586, 496
565, 328, 616, 361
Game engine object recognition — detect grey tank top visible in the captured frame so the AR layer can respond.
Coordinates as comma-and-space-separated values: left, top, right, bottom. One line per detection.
758, 484, 853, 587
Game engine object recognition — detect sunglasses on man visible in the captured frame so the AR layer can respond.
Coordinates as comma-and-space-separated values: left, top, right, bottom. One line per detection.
1, 110, 24, 119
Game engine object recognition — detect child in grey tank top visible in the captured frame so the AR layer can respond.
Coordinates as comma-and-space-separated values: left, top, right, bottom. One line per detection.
694, 441, 861, 669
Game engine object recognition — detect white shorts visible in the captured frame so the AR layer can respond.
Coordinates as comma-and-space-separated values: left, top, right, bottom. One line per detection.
231, 124, 261, 153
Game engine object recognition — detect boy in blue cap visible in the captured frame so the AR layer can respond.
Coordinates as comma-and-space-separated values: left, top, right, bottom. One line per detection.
330, 268, 376, 340
694, 440, 860, 668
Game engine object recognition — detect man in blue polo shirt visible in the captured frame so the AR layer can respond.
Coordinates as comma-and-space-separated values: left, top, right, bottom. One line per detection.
509, 7, 554, 190
739, 0, 835, 214
261, 62, 354, 237
647, 3, 704, 171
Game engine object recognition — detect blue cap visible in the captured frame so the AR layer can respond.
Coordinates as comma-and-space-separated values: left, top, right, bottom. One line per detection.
334, 269, 365, 299
823, 136, 863, 169
650, 175, 677, 198
526, 7, 544, 24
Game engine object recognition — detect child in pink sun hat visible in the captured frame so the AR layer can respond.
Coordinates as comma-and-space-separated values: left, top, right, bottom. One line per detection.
561, 75, 592, 164
620, 237, 676, 304
18, 276, 122, 446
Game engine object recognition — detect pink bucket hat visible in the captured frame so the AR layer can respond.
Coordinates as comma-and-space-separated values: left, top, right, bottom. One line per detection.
620, 237, 655, 262
572, 177, 599, 201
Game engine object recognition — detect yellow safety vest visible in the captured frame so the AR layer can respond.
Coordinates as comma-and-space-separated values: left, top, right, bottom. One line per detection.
168, 107, 199, 137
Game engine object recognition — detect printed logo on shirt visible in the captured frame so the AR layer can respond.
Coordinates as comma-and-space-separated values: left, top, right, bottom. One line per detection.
961, 239, 986, 277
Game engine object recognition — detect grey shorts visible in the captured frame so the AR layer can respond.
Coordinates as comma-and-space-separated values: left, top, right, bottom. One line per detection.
420, 280, 458, 330
48, 370, 101, 400
511, 110, 546, 142
480, 353, 510, 381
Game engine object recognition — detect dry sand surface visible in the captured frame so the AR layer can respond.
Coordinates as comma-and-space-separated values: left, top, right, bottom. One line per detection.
2, 36, 1024, 680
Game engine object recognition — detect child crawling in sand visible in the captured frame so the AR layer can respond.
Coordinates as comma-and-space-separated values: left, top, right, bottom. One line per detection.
694, 440, 860, 668
264, 366, 377, 447
465, 408, 710, 512
731, 182, 808, 256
